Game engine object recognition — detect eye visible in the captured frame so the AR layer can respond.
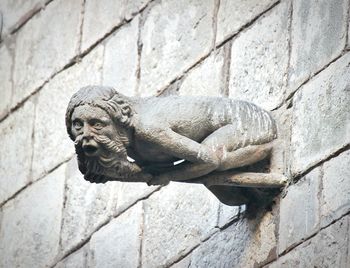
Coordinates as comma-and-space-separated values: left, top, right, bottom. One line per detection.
92, 121, 105, 130
73, 120, 83, 130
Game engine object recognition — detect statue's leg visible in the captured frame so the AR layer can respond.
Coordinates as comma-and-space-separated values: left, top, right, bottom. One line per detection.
200, 124, 273, 171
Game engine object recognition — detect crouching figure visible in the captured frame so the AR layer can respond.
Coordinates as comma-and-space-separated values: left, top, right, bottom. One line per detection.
66, 86, 287, 206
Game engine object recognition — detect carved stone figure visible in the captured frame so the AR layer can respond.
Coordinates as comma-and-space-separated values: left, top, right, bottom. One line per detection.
66, 86, 287, 205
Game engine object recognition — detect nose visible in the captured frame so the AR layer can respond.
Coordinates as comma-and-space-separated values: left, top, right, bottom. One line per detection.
82, 125, 92, 140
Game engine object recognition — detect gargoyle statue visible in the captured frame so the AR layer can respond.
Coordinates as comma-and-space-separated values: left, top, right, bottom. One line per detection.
66, 86, 287, 206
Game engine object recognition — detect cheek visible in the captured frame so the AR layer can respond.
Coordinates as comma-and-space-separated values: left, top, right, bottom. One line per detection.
100, 125, 116, 138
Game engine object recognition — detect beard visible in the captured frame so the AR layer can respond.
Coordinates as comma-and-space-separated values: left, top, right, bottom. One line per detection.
74, 132, 139, 183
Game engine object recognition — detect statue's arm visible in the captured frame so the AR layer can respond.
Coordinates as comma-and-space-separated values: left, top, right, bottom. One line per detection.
138, 127, 220, 184
138, 127, 218, 166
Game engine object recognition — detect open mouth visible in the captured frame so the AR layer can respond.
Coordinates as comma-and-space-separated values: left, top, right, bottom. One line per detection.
83, 145, 98, 156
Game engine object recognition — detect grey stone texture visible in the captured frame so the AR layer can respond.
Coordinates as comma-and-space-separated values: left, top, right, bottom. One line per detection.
229, 1, 290, 111
217, 203, 241, 228
278, 168, 320, 253
12, 0, 82, 107
0, 0, 49, 35
60, 159, 119, 254
321, 150, 350, 227
142, 182, 220, 267
0, 165, 65, 268
102, 16, 139, 96
60, 159, 158, 254
268, 216, 350, 268
81, 0, 150, 52
216, 0, 278, 45
1, 0, 349, 267
178, 47, 226, 96
288, 0, 348, 93
139, 0, 215, 96
88, 203, 143, 268
187, 210, 277, 268
0, 99, 35, 204
0, 42, 13, 120
291, 53, 350, 175
31, 46, 104, 180
55, 246, 88, 268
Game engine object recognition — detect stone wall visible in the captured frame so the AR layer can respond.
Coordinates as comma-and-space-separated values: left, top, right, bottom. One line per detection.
0, 0, 349, 267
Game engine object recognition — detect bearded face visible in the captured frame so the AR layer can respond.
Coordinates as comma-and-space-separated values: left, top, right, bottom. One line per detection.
70, 104, 134, 183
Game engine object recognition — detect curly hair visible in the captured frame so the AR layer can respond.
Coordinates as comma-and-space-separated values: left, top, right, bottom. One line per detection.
65, 86, 134, 141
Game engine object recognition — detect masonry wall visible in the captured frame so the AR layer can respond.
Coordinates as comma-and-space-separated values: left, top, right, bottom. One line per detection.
0, 0, 349, 267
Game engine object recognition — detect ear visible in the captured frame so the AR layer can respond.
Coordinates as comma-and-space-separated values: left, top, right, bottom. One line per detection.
107, 95, 133, 126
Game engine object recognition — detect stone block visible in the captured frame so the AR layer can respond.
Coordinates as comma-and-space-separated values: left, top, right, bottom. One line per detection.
291, 53, 350, 175
12, 0, 82, 106
115, 181, 158, 215
0, 164, 65, 268
288, 0, 348, 93
268, 216, 350, 268
0, 42, 14, 120
270, 106, 292, 175
217, 203, 241, 228
278, 168, 320, 254
170, 255, 192, 268
103, 16, 139, 96
31, 46, 104, 180
321, 150, 350, 227
82, 0, 150, 52
0, 99, 35, 204
88, 203, 143, 268
216, 0, 278, 45
141, 182, 220, 267
229, 1, 290, 111
54, 245, 88, 268
348, 20, 350, 49
60, 158, 119, 254
178, 46, 226, 96
188, 210, 277, 267
139, 0, 215, 96
0, 0, 49, 35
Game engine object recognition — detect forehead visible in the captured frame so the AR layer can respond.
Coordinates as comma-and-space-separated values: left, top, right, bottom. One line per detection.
71, 104, 110, 120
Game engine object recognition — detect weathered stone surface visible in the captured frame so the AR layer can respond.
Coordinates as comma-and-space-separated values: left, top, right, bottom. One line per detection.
0, 165, 65, 268
0, 42, 13, 120
82, 0, 150, 52
270, 106, 292, 175
103, 16, 139, 96
189, 210, 277, 267
170, 254, 192, 268
291, 53, 350, 175
179, 47, 225, 96
0, 0, 49, 35
279, 168, 320, 254
12, 0, 82, 106
115, 182, 158, 215
229, 1, 290, 110
55, 245, 88, 268
31, 46, 104, 180
321, 150, 350, 227
139, 0, 215, 96
0, 99, 34, 204
142, 182, 220, 267
88, 203, 143, 268
268, 216, 350, 268
348, 19, 350, 49
216, 0, 278, 45
288, 0, 348, 93
60, 158, 119, 254
217, 203, 241, 228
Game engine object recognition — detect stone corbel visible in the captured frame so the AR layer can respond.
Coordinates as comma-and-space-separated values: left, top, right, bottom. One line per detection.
66, 86, 288, 206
